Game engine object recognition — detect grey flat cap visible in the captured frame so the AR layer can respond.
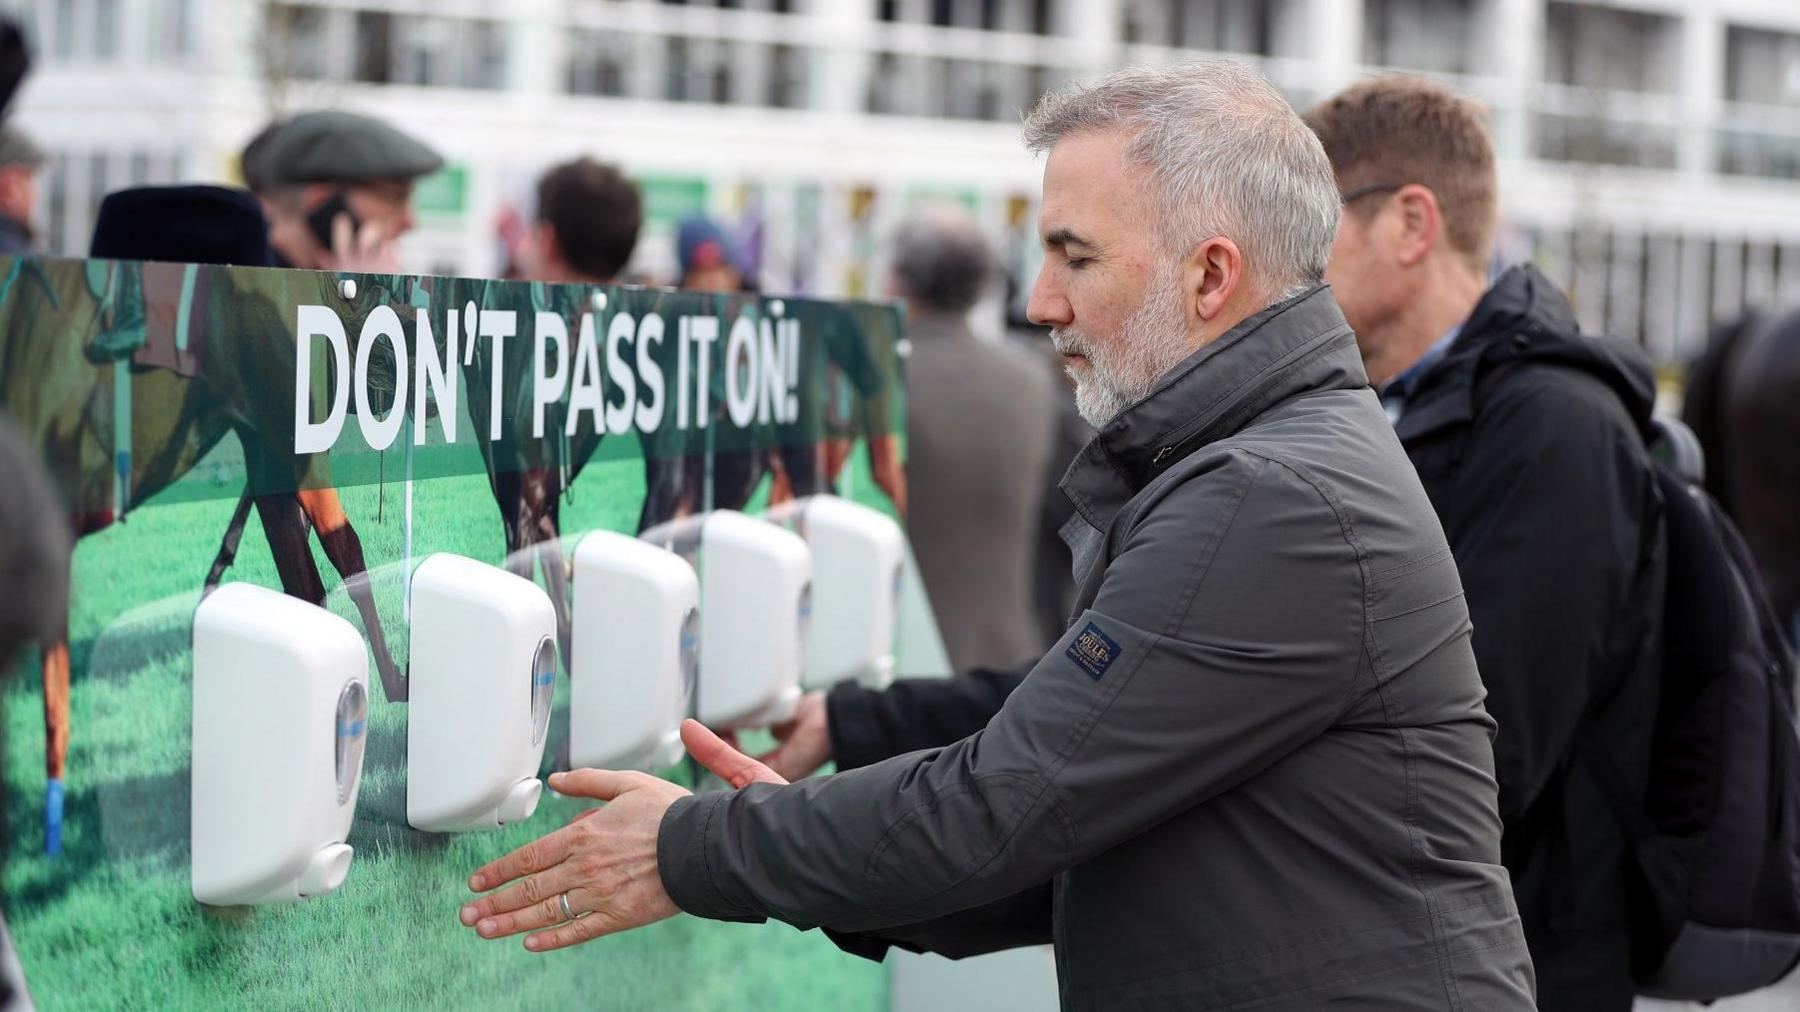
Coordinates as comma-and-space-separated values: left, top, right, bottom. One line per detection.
0, 124, 44, 169
258, 109, 443, 186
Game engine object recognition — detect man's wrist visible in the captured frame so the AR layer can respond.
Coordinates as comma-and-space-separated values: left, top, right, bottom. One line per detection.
656, 791, 765, 924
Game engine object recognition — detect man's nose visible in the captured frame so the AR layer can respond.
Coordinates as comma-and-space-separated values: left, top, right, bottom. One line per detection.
1026, 269, 1071, 328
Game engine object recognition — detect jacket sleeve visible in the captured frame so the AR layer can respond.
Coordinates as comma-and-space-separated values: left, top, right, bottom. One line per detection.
1446, 371, 1659, 823
825, 664, 1032, 771
822, 881, 1055, 961
657, 453, 1366, 934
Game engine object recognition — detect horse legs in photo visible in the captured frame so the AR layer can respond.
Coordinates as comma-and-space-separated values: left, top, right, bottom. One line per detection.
491, 468, 530, 580
41, 637, 70, 856
520, 468, 572, 664
258, 492, 327, 604
202, 490, 257, 591
297, 488, 405, 703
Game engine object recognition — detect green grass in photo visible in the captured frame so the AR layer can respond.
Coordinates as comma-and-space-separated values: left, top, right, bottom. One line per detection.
3, 435, 887, 1011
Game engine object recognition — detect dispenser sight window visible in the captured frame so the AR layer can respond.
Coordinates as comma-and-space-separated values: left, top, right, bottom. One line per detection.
530, 637, 556, 746
334, 681, 368, 807
679, 607, 701, 707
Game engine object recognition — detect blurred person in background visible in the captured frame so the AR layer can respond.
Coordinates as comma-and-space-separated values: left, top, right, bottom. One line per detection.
753, 213, 1061, 779
885, 208, 1056, 675
0, 124, 42, 254
640, 215, 757, 530
522, 157, 642, 285
1684, 310, 1800, 643
676, 216, 752, 293
241, 109, 441, 274
1306, 75, 1664, 1012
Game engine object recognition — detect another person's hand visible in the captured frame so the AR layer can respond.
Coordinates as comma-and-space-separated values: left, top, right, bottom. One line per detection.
753, 690, 833, 781
868, 433, 908, 519
766, 453, 795, 507
329, 210, 401, 275
459, 720, 786, 951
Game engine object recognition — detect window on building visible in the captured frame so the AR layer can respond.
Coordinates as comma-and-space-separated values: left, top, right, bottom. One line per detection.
1718, 27, 1800, 177
51, 0, 76, 62
266, 3, 332, 81
769, 42, 807, 108
146, 0, 196, 61
1122, 0, 1273, 53
1535, 3, 1680, 169
1542, 2, 1678, 94
354, 11, 394, 84
1362, 0, 1474, 74
91, 0, 117, 60
567, 28, 636, 98
463, 20, 508, 90
1726, 26, 1800, 107
394, 17, 449, 86
880, 0, 1046, 33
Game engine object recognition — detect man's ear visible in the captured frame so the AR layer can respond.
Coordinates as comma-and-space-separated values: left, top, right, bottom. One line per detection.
1183, 235, 1244, 323
1392, 183, 1442, 268
532, 221, 563, 271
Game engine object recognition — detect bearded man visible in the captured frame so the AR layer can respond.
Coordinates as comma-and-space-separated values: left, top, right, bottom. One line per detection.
457, 60, 1537, 1010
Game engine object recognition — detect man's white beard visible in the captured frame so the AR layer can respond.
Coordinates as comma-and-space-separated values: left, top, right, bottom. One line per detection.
1052, 264, 1194, 428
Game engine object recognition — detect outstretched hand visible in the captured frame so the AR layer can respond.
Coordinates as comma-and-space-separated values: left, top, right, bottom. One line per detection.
460, 720, 787, 952
749, 690, 833, 782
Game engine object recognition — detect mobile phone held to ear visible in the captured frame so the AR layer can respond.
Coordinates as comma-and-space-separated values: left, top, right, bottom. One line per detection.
306, 191, 361, 251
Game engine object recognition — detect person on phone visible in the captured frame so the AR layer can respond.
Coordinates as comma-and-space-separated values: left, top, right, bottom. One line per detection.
243, 109, 441, 273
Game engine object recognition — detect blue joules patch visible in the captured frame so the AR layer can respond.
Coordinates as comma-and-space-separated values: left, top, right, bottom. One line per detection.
1066, 622, 1122, 680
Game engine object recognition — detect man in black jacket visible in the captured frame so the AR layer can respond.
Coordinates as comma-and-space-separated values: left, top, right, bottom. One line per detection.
1305, 78, 1663, 1011
756, 74, 1664, 1012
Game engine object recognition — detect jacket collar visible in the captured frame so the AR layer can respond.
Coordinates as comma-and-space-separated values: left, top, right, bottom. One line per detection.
1392, 264, 1655, 444
1059, 285, 1364, 531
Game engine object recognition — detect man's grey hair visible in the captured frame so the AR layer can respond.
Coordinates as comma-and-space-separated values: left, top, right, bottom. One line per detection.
1023, 59, 1340, 299
890, 207, 994, 313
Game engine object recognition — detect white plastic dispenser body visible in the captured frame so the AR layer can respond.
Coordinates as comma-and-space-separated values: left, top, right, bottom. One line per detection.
685, 510, 812, 730
569, 531, 700, 771
773, 495, 906, 690
191, 582, 368, 906
406, 553, 557, 832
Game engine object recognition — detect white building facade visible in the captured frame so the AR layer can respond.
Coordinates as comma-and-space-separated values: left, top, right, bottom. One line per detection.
8, 0, 1800, 362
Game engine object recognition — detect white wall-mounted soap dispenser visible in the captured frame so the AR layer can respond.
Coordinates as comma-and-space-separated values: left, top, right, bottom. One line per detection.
406, 553, 557, 832
771, 495, 906, 691
191, 582, 368, 906
648, 510, 811, 731
569, 531, 700, 771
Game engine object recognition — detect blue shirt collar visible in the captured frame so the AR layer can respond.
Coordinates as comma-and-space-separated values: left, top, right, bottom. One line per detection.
1382, 325, 1461, 405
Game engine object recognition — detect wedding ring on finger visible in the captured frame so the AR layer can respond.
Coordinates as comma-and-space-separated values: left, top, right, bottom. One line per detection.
558, 892, 579, 923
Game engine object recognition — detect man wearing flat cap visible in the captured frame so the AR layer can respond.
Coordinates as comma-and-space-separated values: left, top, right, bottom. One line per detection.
0, 123, 44, 254
243, 109, 442, 272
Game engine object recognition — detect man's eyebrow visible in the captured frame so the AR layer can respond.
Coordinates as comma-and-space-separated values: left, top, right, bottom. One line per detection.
1043, 227, 1093, 250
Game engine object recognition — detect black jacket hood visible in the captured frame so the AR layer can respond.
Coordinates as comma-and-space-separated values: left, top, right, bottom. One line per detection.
1397, 264, 1659, 443
1459, 264, 1658, 431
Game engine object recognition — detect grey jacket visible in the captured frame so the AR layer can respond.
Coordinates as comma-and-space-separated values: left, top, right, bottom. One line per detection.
905, 311, 1058, 671
660, 288, 1536, 1009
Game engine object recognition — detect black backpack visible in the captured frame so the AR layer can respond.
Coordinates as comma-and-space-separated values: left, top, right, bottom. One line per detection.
1577, 416, 1800, 1001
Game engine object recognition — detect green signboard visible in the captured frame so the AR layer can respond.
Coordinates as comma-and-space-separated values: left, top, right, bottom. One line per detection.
0, 256, 907, 1009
